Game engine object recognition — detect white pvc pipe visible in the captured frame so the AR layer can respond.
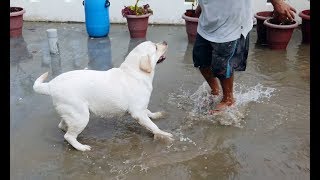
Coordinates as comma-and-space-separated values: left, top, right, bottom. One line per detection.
46, 29, 59, 54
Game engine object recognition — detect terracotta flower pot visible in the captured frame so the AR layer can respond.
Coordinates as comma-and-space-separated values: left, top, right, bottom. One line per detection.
263, 18, 298, 50
125, 13, 151, 38
10, 7, 26, 38
254, 11, 273, 45
182, 11, 199, 43
298, 9, 310, 43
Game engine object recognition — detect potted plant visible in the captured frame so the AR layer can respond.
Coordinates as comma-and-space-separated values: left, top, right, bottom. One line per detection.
10, 6, 26, 38
263, 16, 298, 50
121, 0, 153, 38
254, 11, 273, 45
298, 9, 310, 43
182, 0, 199, 43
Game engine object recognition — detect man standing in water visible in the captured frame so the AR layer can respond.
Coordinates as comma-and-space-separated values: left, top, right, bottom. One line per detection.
192, 0, 296, 113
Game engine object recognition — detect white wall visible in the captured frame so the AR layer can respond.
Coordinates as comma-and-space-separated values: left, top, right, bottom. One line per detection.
10, 0, 310, 24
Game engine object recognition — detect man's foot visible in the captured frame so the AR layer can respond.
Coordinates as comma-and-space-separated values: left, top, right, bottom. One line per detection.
209, 100, 235, 114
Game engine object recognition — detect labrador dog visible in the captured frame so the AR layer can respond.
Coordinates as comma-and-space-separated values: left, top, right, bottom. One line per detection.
33, 41, 173, 151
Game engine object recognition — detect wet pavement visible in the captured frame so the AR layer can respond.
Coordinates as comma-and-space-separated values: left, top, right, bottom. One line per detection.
10, 22, 310, 179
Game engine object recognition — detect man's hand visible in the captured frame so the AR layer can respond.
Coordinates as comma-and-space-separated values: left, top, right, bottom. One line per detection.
271, 0, 297, 21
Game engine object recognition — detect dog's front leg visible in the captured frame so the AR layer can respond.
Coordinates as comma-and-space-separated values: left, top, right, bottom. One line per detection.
131, 112, 174, 142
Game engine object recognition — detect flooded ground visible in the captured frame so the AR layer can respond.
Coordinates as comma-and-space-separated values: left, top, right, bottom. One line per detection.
10, 22, 309, 180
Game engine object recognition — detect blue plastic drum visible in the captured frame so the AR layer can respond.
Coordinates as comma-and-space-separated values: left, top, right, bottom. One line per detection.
83, 0, 110, 37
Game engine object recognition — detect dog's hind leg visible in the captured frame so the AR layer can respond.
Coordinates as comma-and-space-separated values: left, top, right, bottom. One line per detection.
131, 111, 174, 142
56, 104, 91, 151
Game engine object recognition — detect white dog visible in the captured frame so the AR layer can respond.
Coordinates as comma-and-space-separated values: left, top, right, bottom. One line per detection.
33, 41, 173, 151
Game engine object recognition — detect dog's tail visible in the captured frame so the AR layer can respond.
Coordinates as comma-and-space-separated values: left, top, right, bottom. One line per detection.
33, 72, 50, 95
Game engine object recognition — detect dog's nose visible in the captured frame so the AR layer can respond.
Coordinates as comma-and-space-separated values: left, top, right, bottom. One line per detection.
162, 41, 167, 45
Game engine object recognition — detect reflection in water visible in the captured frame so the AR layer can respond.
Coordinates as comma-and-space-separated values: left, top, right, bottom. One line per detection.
87, 37, 113, 71
10, 36, 35, 98
10, 36, 33, 65
50, 53, 62, 78
126, 38, 147, 58
254, 42, 268, 50
41, 41, 51, 68
251, 48, 288, 76
295, 43, 310, 81
183, 43, 194, 64
69, 38, 83, 69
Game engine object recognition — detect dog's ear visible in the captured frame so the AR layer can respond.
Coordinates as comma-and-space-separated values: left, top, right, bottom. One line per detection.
139, 55, 152, 73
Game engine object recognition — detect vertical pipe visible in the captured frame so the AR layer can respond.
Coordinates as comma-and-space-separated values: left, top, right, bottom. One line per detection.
46, 29, 61, 77
46, 29, 59, 54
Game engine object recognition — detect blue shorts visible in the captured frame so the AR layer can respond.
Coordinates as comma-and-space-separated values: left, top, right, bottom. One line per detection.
193, 33, 250, 79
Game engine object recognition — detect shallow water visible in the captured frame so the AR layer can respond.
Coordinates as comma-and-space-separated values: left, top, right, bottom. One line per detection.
10, 22, 309, 179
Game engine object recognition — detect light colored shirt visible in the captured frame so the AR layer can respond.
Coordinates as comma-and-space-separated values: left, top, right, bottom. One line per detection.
197, 0, 253, 43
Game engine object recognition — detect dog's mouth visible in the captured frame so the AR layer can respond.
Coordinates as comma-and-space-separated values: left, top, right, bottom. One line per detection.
157, 55, 166, 64
156, 41, 168, 64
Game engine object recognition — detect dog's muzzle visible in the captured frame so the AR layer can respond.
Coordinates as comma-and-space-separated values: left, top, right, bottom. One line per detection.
157, 55, 166, 64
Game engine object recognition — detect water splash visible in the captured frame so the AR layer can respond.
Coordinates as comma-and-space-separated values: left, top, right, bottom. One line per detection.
169, 82, 276, 127
174, 126, 197, 146
108, 151, 150, 180
234, 83, 275, 106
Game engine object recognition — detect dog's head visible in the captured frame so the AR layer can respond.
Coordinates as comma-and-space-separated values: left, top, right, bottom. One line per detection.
122, 41, 168, 74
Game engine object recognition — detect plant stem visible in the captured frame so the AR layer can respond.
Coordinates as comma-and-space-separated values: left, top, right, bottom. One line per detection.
192, 0, 197, 10
134, 0, 140, 14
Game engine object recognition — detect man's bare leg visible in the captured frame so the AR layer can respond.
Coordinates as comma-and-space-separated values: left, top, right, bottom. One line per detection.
199, 67, 220, 95
210, 75, 235, 113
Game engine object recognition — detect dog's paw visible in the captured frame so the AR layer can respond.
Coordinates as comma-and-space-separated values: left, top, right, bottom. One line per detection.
76, 144, 91, 151
154, 131, 174, 143
151, 111, 168, 119
158, 111, 169, 119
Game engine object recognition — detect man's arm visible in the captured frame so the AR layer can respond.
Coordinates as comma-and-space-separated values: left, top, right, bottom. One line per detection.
270, 0, 297, 21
